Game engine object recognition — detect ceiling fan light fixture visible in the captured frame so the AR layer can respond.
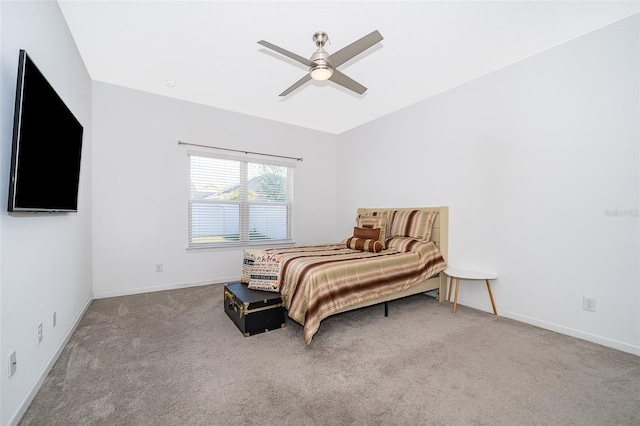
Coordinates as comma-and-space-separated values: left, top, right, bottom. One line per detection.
310, 65, 333, 81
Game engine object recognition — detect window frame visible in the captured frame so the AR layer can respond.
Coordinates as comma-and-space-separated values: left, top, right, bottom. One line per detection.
187, 151, 294, 250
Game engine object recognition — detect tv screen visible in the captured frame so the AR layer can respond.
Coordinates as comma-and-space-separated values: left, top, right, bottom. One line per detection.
8, 50, 83, 213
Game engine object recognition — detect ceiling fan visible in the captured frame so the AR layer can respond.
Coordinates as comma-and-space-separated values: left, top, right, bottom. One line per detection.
258, 30, 384, 96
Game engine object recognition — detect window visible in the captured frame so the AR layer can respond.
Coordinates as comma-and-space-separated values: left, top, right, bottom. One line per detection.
188, 152, 294, 248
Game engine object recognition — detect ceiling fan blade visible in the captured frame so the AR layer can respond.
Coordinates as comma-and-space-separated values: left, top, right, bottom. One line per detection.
327, 30, 383, 68
279, 74, 312, 96
258, 40, 313, 67
329, 69, 367, 95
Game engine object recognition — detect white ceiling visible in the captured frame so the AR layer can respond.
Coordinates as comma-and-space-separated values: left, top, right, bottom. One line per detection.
58, 1, 639, 135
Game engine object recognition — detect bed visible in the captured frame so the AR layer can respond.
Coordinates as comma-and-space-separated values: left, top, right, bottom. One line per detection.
265, 206, 448, 344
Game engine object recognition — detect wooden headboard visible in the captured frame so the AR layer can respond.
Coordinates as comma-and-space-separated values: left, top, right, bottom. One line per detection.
356, 206, 448, 263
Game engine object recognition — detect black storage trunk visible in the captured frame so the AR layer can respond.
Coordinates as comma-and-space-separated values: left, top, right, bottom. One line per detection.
224, 282, 286, 337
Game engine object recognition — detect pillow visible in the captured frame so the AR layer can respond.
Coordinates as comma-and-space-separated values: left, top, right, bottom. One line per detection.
390, 210, 438, 241
248, 252, 283, 292
358, 211, 396, 240
386, 236, 431, 253
241, 249, 261, 283
355, 215, 387, 248
345, 237, 383, 253
353, 226, 380, 241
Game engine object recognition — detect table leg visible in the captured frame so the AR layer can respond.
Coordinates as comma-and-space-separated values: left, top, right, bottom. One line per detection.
447, 276, 453, 302
485, 279, 497, 315
453, 277, 460, 314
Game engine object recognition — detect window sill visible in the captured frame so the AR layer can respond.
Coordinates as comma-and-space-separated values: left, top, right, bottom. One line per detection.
186, 240, 296, 252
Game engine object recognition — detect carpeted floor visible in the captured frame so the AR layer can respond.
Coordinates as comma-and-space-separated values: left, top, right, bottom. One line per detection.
19, 284, 640, 425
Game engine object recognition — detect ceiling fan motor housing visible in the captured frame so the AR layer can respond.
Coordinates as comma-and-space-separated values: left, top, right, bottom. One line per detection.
309, 47, 333, 80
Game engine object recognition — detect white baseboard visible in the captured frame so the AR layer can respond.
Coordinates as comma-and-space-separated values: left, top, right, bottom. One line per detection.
93, 277, 237, 299
8, 293, 94, 426
456, 298, 640, 356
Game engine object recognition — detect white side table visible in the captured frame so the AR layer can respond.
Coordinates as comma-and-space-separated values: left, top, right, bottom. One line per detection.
444, 268, 498, 315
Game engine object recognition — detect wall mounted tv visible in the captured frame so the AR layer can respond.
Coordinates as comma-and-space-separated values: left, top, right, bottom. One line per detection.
7, 49, 83, 213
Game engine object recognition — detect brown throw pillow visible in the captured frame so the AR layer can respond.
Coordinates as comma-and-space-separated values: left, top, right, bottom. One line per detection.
346, 237, 383, 253
353, 226, 380, 241
346, 227, 383, 252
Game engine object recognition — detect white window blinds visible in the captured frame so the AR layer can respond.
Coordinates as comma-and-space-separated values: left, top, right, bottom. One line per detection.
188, 153, 294, 248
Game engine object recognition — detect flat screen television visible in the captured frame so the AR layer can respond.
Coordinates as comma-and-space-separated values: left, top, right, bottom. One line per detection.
8, 49, 83, 213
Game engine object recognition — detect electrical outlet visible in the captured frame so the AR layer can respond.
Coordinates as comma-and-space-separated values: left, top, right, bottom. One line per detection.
37, 322, 43, 343
583, 297, 596, 312
53, 311, 57, 328
155, 264, 163, 273
9, 351, 17, 378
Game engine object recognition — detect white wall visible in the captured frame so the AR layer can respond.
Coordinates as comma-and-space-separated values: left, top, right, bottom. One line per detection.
91, 82, 338, 297
0, 2, 4, 417
0, 6, 635, 424
0, 1, 93, 425
337, 15, 639, 354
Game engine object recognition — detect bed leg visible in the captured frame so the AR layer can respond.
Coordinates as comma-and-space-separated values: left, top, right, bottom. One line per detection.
384, 301, 388, 317
438, 272, 447, 302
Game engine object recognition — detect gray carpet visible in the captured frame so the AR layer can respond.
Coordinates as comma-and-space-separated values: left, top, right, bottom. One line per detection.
19, 284, 640, 425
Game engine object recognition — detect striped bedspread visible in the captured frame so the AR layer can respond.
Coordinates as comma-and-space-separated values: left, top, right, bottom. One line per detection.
268, 238, 446, 344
